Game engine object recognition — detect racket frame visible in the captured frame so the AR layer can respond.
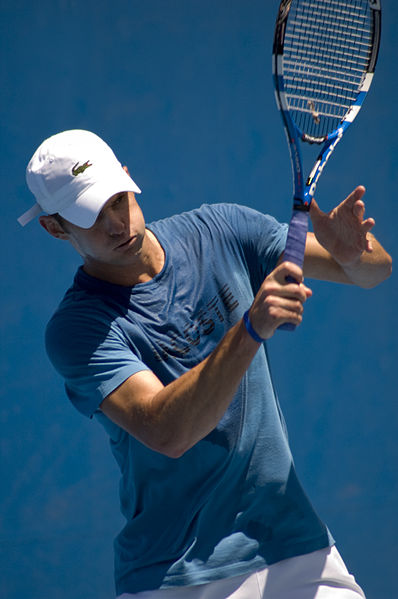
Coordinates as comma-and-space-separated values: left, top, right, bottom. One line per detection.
272, 0, 381, 330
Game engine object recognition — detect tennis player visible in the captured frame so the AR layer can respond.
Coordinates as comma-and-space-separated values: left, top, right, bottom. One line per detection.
19, 130, 391, 599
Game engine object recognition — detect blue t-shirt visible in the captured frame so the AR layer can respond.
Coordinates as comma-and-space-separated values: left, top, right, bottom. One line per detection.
46, 203, 333, 595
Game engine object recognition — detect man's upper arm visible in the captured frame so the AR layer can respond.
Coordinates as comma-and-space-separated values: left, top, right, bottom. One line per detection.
100, 369, 165, 448
46, 304, 158, 417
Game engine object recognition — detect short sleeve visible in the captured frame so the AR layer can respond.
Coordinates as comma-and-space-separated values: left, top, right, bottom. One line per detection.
203, 203, 288, 291
45, 308, 150, 418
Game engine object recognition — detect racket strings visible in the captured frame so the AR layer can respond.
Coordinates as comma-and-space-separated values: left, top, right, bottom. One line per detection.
282, 0, 374, 138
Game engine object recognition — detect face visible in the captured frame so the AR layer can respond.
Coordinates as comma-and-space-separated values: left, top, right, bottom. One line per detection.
41, 191, 147, 270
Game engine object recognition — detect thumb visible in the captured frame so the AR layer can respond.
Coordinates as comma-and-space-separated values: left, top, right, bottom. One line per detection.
309, 198, 325, 224
309, 197, 321, 215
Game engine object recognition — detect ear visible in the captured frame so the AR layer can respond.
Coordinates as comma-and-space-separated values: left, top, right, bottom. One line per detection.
123, 165, 131, 176
39, 215, 69, 240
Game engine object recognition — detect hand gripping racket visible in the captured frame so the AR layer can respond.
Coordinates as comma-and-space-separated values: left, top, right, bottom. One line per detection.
272, 0, 381, 330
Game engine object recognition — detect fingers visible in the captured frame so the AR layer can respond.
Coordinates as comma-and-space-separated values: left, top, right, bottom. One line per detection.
338, 187, 375, 255
280, 261, 306, 284
363, 218, 375, 252
353, 200, 375, 228
353, 199, 365, 221
362, 217, 375, 232
248, 262, 312, 339
337, 186, 366, 221
345, 185, 366, 208
274, 261, 304, 284
365, 235, 374, 253
352, 198, 375, 253
308, 185, 377, 267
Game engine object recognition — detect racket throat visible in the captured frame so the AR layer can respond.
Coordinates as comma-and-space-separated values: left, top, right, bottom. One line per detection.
293, 198, 311, 212
305, 127, 344, 199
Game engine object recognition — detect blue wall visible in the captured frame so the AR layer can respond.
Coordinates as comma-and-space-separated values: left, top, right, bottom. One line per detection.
1, 1, 396, 597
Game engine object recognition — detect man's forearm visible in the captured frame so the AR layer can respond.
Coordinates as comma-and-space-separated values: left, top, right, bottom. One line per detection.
101, 262, 311, 458
146, 318, 260, 457
339, 234, 392, 288
303, 232, 392, 288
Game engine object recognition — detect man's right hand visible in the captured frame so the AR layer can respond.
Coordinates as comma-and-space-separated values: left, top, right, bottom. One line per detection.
247, 262, 312, 339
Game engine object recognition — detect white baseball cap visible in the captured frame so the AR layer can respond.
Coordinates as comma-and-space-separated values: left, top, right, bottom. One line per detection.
19, 129, 141, 228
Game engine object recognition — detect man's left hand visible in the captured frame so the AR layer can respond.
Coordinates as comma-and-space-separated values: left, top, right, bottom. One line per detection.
309, 185, 375, 267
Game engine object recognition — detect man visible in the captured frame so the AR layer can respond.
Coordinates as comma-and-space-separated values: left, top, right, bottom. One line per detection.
19, 129, 391, 599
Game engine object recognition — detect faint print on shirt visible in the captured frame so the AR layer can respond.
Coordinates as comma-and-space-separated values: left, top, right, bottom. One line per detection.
152, 283, 239, 362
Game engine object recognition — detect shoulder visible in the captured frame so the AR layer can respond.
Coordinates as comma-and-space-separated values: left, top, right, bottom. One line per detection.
199, 203, 286, 246
149, 203, 282, 240
196, 203, 284, 235
45, 273, 127, 375
149, 203, 257, 227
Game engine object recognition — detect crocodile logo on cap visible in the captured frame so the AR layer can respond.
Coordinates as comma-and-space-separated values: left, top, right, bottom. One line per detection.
72, 160, 92, 176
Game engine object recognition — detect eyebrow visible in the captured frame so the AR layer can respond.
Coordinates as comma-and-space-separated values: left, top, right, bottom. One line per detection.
112, 192, 126, 202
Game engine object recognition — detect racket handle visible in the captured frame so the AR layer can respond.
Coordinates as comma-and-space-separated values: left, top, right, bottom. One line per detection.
278, 209, 309, 332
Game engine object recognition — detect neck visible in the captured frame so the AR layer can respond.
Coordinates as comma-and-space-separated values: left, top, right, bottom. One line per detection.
83, 229, 165, 287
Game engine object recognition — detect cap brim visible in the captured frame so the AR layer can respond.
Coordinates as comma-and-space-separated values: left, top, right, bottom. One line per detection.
17, 203, 43, 226
59, 170, 141, 229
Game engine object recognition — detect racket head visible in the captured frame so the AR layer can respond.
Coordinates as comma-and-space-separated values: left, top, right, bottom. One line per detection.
273, 0, 381, 144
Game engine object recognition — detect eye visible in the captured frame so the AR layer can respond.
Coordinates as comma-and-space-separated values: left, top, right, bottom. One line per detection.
113, 193, 128, 207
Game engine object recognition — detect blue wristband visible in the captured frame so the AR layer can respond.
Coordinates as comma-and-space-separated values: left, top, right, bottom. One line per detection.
243, 310, 265, 343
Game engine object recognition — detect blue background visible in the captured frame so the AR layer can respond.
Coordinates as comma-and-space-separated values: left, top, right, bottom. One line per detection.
1, 1, 396, 597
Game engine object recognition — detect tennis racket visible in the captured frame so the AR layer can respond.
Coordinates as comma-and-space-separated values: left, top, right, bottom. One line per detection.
272, 0, 381, 330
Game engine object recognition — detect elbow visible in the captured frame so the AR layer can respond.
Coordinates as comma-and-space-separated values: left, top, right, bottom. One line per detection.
141, 396, 198, 458
149, 437, 191, 459
363, 255, 393, 289
139, 424, 193, 459
161, 445, 188, 459
384, 255, 393, 281
378, 251, 393, 284
120, 422, 191, 458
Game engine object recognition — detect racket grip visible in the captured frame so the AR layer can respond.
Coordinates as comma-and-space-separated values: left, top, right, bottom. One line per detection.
278, 209, 309, 332
283, 209, 309, 268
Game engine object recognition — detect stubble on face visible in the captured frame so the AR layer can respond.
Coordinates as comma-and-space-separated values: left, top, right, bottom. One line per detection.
60, 192, 163, 286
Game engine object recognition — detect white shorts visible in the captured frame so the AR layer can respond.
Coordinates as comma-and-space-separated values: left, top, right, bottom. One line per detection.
117, 546, 366, 599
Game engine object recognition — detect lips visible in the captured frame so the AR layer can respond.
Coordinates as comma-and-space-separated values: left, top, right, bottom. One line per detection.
115, 236, 135, 251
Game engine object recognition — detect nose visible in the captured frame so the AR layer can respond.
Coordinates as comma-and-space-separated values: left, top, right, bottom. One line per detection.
103, 210, 125, 237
